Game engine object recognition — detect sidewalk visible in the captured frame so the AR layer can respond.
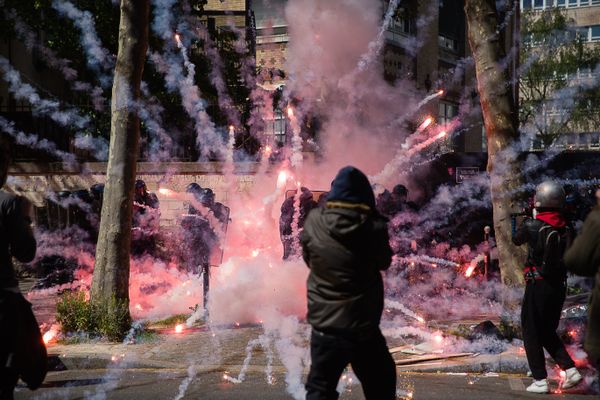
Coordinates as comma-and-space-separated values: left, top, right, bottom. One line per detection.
46, 325, 529, 375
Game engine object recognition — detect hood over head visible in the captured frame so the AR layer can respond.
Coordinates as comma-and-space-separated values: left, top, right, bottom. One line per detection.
327, 166, 375, 210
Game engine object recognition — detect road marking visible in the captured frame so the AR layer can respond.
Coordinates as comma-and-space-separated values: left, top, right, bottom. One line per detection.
508, 376, 526, 391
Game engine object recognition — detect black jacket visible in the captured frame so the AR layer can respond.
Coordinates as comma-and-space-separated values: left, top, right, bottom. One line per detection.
512, 216, 573, 282
564, 208, 600, 361
301, 205, 392, 333
0, 191, 36, 288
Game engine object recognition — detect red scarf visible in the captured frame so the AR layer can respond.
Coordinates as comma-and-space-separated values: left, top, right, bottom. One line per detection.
535, 211, 566, 228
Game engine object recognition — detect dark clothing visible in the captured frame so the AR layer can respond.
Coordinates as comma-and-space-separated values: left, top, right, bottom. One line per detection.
301, 206, 392, 333
0, 191, 36, 288
0, 190, 36, 289
512, 214, 573, 283
564, 208, 600, 362
327, 167, 375, 209
301, 166, 394, 399
521, 279, 575, 379
306, 328, 396, 400
513, 212, 575, 380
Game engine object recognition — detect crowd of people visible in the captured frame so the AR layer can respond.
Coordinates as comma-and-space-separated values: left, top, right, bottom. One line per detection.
1, 142, 599, 399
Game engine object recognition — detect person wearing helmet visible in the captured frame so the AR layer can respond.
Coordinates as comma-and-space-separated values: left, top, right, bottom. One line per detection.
512, 181, 582, 393
132, 179, 160, 256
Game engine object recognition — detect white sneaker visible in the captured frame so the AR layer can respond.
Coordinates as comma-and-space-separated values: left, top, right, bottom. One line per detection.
561, 367, 582, 389
526, 379, 549, 394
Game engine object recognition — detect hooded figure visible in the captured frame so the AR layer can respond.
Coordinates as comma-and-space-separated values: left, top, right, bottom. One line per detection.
512, 181, 582, 393
300, 166, 395, 400
564, 188, 600, 386
0, 137, 46, 399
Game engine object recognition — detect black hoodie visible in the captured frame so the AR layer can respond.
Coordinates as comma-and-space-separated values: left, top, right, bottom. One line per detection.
300, 167, 392, 333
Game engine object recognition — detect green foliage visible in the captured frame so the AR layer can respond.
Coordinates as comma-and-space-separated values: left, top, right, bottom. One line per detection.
150, 313, 189, 328
520, 8, 600, 145
56, 291, 131, 342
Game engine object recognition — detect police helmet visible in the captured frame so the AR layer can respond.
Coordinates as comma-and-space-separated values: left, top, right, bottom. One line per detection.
392, 184, 408, 197
199, 188, 215, 205
135, 179, 147, 190
534, 181, 565, 209
186, 182, 202, 194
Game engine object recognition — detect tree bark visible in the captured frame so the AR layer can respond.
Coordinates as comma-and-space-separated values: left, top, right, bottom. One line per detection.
465, 0, 524, 287
91, 0, 149, 320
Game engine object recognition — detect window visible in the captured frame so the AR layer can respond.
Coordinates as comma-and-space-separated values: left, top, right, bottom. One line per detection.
568, 0, 577, 6
557, 0, 566, 6
522, 0, 533, 8
593, 0, 600, 5
439, 102, 457, 125
438, 35, 457, 51
591, 25, 600, 41
534, 0, 544, 8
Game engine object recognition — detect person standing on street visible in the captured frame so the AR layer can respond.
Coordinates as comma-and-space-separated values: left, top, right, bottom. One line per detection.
0, 137, 45, 400
564, 187, 600, 388
300, 166, 396, 400
513, 181, 582, 393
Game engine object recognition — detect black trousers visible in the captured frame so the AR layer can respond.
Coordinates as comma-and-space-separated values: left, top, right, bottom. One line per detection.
305, 328, 396, 400
521, 279, 575, 380
0, 363, 17, 400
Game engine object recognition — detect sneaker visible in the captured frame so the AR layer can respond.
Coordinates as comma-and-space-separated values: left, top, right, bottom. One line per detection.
561, 367, 582, 389
526, 379, 549, 394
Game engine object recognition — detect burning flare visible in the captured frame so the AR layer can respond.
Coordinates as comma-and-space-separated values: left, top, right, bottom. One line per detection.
175, 324, 184, 334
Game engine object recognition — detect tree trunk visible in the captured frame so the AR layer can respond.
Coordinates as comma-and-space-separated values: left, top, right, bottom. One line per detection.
465, 0, 524, 288
91, 0, 150, 331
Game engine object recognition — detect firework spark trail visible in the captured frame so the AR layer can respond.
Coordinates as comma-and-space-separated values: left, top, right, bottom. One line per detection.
289, 184, 303, 257
150, 0, 223, 158
287, 107, 303, 168
403, 255, 460, 268
224, 338, 261, 384
173, 364, 197, 400
357, 0, 401, 71
51, 0, 114, 87
385, 299, 425, 323
7, 9, 107, 111
0, 56, 91, 129
0, 116, 76, 164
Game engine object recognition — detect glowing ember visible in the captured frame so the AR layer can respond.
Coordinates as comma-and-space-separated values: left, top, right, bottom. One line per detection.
433, 334, 443, 343
229, 125, 235, 131
438, 89, 444, 95
263, 145, 272, 155
175, 324, 184, 334
420, 116, 433, 129
465, 265, 476, 278
568, 330, 577, 337
437, 130, 447, 138
287, 106, 294, 118
416, 316, 425, 323
174, 33, 180, 42
135, 303, 143, 311
158, 187, 173, 196
251, 249, 260, 257
42, 329, 57, 344
277, 170, 289, 188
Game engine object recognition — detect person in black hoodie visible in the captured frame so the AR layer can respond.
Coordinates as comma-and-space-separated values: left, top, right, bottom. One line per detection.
300, 166, 395, 400
0, 137, 45, 399
512, 181, 582, 394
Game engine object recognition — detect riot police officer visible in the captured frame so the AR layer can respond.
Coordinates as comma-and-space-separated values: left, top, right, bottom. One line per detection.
512, 181, 582, 393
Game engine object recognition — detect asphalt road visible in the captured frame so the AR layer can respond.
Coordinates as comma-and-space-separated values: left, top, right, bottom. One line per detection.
14, 369, 597, 400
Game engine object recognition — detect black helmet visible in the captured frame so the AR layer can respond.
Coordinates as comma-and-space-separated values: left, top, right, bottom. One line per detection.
186, 182, 202, 194
199, 188, 215, 206
135, 179, 147, 190
534, 181, 565, 209
392, 184, 408, 196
